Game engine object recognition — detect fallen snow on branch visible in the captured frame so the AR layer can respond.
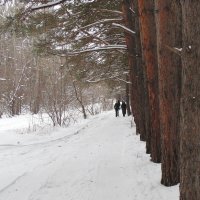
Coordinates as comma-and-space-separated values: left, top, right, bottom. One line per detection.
174, 47, 182, 52
80, 18, 123, 30
59, 45, 127, 55
112, 23, 136, 35
31, 0, 67, 11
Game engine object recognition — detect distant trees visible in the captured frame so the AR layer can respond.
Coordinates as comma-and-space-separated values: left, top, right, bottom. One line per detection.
0, 1, 125, 122
0, 33, 35, 116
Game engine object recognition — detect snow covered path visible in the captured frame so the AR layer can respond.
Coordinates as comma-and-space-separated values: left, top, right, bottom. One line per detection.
0, 111, 178, 200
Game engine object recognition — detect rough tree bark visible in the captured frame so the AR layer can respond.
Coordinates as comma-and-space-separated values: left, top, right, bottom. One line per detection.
32, 58, 42, 114
131, 0, 148, 142
180, 1, 200, 199
125, 74, 132, 116
155, 0, 182, 186
72, 81, 87, 119
122, 0, 140, 132
137, 0, 161, 162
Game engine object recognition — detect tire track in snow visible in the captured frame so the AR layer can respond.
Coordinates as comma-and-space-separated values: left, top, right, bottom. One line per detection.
0, 124, 90, 149
0, 173, 27, 194
0, 112, 112, 152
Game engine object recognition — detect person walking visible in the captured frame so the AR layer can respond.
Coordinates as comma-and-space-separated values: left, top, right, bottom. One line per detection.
114, 100, 120, 117
121, 101, 127, 117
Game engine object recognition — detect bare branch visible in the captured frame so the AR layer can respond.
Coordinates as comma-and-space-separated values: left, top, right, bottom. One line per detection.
113, 76, 131, 84
129, 7, 135, 14
9, 58, 34, 105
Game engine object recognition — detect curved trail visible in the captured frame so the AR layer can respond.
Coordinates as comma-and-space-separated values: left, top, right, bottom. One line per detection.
0, 111, 178, 200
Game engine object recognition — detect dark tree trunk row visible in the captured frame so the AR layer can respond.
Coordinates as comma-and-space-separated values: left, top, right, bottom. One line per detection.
123, 0, 181, 186
122, 0, 151, 147
122, 0, 200, 197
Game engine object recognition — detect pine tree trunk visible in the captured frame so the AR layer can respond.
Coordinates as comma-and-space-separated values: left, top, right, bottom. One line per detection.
32, 58, 41, 114
180, 1, 200, 199
155, 0, 182, 186
125, 74, 131, 116
131, 0, 147, 142
137, 0, 161, 163
122, 0, 140, 132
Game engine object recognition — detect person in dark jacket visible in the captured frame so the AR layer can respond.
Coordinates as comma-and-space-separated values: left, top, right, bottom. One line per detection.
114, 100, 120, 117
121, 101, 127, 117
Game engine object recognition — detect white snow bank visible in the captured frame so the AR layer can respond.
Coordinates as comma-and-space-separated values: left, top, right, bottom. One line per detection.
0, 111, 178, 200
0, 113, 90, 146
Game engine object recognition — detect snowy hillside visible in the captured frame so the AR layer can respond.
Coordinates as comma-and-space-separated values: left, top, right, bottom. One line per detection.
0, 111, 178, 200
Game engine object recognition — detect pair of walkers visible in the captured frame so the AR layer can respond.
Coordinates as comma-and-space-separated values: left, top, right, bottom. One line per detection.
114, 100, 127, 117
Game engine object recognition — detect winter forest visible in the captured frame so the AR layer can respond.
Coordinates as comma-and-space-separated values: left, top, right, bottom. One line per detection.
0, 0, 199, 200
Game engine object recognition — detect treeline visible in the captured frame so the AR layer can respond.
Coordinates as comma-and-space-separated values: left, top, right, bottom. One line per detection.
0, 2, 125, 123
0, 36, 114, 123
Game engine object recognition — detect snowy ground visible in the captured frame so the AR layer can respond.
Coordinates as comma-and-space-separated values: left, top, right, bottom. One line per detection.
0, 111, 178, 200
